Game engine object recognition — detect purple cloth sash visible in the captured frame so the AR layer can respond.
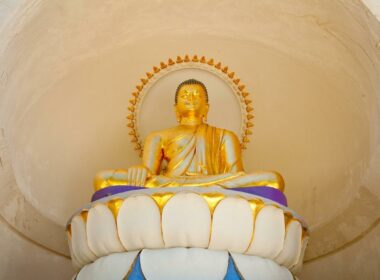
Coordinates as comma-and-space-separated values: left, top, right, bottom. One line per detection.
91, 185, 287, 206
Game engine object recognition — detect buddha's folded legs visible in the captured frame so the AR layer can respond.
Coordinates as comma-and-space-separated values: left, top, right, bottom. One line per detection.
94, 169, 129, 191
145, 171, 284, 192
214, 171, 284, 191
94, 170, 284, 192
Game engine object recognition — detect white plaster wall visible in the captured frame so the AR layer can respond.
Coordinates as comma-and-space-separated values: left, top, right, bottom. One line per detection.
0, 218, 74, 280
363, 0, 380, 20
0, 0, 27, 32
301, 221, 380, 279
0, 0, 379, 279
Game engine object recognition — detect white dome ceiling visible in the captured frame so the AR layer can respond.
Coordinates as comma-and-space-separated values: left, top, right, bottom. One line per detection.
0, 0, 379, 264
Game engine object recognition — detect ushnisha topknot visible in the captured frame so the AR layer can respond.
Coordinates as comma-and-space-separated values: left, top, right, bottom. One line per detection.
175, 79, 209, 104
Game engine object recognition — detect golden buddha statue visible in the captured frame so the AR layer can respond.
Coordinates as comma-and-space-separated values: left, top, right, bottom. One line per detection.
94, 79, 284, 192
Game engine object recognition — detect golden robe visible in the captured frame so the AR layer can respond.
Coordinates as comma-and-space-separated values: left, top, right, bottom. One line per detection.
144, 124, 283, 190
94, 124, 284, 191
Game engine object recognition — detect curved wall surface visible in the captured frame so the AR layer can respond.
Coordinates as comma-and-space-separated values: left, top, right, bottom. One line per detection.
0, 0, 379, 279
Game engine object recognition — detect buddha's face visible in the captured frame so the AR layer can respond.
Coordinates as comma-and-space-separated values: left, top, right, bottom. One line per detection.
175, 84, 209, 119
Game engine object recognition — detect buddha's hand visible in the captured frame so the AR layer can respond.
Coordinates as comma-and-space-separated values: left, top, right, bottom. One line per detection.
127, 165, 151, 187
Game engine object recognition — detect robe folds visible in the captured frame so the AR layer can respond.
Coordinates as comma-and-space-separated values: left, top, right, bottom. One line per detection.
144, 124, 283, 191
163, 124, 241, 177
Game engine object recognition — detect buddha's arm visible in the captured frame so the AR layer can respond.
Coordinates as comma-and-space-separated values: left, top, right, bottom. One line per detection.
122, 133, 163, 187
142, 133, 163, 175
222, 130, 244, 173
221, 130, 285, 191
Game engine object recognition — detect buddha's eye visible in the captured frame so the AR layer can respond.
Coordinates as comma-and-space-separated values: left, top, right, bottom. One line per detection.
179, 89, 202, 101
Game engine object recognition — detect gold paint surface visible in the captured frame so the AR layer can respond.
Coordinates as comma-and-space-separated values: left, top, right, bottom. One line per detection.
245, 199, 265, 252
107, 198, 124, 220
150, 192, 175, 213
66, 224, 72, 239
80, 210, 88, 223
284, 212, 294, 226
247, 199, 265, 216
302, 227, 310, 240
201, 193, 225, 214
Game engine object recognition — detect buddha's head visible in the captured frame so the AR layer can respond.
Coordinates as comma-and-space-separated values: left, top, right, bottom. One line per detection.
174, 79, 209, 123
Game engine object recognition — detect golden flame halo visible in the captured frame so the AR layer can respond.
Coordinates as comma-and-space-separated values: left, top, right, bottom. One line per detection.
127, 55, 254, 156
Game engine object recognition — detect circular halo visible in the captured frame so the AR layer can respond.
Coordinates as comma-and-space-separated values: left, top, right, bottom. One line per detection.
127, 55, 254, 156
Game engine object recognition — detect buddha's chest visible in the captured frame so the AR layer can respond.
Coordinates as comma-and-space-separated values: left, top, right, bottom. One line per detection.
163, 132, 196, 160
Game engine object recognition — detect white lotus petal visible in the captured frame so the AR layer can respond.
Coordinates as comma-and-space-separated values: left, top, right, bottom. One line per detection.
87, 204, 124, 257
117, 195, 164, 250
290, 236, 309, 274
275, 220, 302, 267
71, 215, 97, 267
67, 232, 81, 270
162, 193, 211, 248
67, 234, 82, 271
247, 205, 285, 259
140, 248, 228, 280
209, 197, 253, 253
76, 251, 139, 280
231, 253, 293, 280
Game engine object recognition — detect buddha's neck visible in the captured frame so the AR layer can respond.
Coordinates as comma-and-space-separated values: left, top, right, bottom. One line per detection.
179, 116, 203, 126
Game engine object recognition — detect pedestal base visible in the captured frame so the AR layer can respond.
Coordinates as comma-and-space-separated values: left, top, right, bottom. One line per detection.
67, 186, 308, 279
75, 248, 295, 280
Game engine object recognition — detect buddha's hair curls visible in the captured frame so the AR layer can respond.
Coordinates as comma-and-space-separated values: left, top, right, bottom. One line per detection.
175, 79, 209, 104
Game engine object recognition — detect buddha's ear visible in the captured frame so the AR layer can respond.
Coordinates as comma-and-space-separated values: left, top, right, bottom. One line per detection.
174, 106, 181, 123
204, 103, 209, 115
202, 104, 209, 122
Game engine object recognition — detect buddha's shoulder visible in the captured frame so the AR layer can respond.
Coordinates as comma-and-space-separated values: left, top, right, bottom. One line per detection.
206, 124, 233, 134
144, 125, 239, 142
223, 129, 239, 141
205, 124, 239, 142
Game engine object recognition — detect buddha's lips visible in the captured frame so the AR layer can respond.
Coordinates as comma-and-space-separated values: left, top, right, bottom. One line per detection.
91, 185, 288, 206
